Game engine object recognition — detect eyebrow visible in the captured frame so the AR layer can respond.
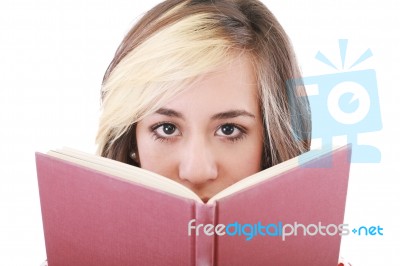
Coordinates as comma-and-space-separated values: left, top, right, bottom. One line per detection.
155, 108, 184, 119
211, 110, 256, 120
155, 108, 256, 120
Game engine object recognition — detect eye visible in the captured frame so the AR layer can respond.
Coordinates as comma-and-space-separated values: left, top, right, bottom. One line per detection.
220, 124, 236, 135
152, 123, 181, 139
215, 124, 245, 140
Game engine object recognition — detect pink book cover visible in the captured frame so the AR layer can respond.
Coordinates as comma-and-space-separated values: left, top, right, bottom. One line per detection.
36, 145, 351, 266
36, 153, 198, 266
213, 145, 351, 265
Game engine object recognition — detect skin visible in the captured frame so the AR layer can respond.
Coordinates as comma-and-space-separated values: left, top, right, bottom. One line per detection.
136, 56, 264, 202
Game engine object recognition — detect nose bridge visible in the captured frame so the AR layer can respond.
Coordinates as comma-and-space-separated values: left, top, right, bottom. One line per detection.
178, 133, 218, 184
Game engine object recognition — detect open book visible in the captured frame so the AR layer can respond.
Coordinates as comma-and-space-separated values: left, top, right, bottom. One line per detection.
36, 145, 351, 266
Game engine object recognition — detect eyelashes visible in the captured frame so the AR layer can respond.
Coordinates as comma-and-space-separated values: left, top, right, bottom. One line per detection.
151, 122, 181, 142
215, 124, 247, 142
150, 122, 247, 143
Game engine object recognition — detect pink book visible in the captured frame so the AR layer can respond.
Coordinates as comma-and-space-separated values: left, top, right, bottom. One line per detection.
36, 145, 351, 266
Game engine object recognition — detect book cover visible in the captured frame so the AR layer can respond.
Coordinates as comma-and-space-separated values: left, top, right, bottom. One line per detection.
36, 145, 351, 266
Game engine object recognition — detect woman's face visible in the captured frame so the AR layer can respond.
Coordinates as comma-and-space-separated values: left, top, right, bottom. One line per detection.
136, 56, 264, 202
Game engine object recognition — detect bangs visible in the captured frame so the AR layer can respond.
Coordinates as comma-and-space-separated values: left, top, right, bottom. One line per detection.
97, 12, 248, 152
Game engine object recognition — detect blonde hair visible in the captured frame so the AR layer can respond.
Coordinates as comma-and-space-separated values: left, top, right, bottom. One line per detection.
96, 0, 311, 168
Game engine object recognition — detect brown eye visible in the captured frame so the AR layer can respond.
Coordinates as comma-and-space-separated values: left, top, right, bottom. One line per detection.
162, 123, 176, 135
215, 123, 244, 140
153, 123, 181, 138
221, 124, 235, 135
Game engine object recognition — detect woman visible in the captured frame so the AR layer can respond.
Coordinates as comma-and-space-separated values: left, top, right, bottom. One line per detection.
96, 0, 311, 201
94, 1, 352, 265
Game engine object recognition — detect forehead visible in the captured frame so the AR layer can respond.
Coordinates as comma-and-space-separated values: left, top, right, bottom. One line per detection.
161, 55, 260, 117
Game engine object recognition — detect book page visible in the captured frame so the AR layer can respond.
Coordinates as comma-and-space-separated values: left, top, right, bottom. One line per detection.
48, 145, 345, 205
208, 145, 345, 203
48, 148, 203, 203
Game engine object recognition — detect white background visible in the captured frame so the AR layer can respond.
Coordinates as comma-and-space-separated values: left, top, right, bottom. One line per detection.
1, 0, 399, 265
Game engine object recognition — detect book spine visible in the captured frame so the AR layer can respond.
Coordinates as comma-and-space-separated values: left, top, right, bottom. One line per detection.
194, 202, 216, 266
